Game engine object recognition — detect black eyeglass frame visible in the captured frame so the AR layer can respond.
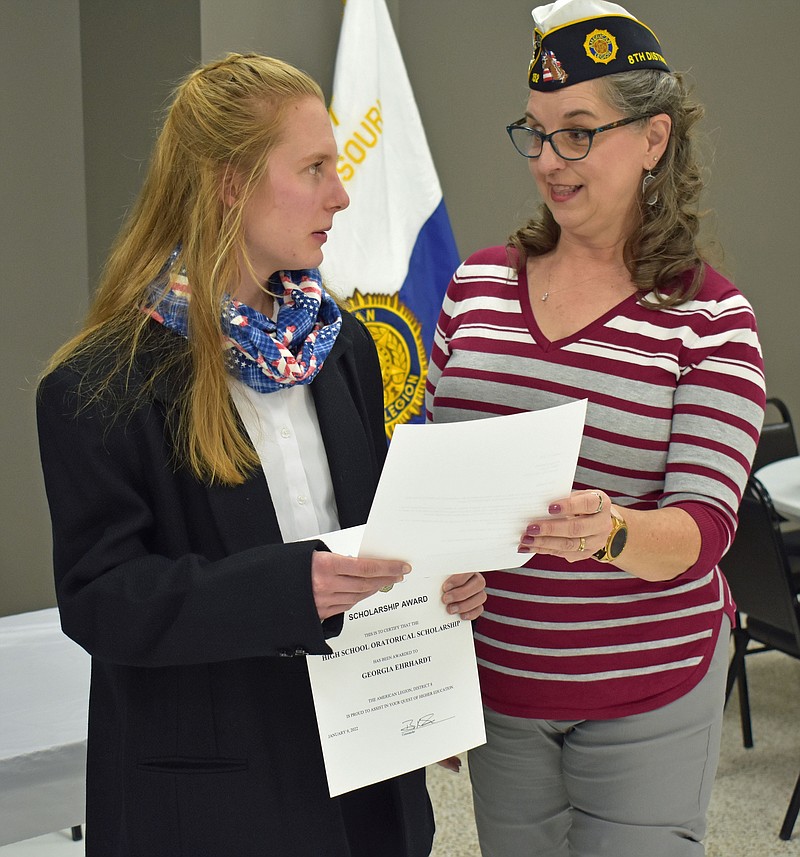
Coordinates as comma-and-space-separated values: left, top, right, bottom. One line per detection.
505, 114, 653, 161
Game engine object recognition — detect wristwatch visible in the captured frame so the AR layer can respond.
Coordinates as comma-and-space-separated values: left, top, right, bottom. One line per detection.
593, 507, 628, 563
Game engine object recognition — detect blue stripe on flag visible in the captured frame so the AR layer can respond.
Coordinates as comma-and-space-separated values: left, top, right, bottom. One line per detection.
398, 199, 461, 362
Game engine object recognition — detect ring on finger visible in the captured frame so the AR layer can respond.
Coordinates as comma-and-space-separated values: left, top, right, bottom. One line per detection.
577, 536, 586, 552
592, 491, 604, 514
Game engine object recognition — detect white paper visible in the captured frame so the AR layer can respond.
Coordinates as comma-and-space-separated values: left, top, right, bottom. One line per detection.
306, 400, 587, 795
359, 399, 587, 575
307, 529, 484, 796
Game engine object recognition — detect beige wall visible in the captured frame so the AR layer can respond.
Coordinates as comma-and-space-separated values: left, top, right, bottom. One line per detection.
1, 0, 87, 616
2, 0, 798, 616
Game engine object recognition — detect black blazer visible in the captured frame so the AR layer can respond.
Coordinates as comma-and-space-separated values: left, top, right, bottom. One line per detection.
37, 313, 434, 857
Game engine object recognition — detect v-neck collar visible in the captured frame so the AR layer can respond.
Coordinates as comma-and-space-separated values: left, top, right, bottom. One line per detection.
517, 261, 640, 352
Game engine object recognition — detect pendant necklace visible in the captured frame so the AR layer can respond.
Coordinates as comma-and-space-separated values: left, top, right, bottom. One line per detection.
539, 264, 629, 302
541, 268, 553, 302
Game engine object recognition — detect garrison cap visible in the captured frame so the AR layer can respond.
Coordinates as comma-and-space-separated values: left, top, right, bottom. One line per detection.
528, 0, 670, 91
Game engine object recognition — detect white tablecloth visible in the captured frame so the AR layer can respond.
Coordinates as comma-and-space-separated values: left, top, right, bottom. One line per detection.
0, 608, 90, 845
757, 456, 800, 520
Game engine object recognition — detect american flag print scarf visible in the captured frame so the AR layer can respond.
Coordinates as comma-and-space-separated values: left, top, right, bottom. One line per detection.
145, 250, 342, 394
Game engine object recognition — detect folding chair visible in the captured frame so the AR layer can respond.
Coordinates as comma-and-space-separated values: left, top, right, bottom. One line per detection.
722, 476, 800, 840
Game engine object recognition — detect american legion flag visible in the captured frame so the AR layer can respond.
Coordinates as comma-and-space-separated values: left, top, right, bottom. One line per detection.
320, 0, 461, 438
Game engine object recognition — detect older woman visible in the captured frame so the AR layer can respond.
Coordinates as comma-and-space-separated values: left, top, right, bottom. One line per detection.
426, 1, 765, 855
37, 53, 485, 857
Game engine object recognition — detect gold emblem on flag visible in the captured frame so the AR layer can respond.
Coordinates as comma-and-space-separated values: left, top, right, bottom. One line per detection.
345, 291, 428, 439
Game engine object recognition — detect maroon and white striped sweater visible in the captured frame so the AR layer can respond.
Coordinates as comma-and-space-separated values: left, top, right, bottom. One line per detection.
426, 246, 766, 719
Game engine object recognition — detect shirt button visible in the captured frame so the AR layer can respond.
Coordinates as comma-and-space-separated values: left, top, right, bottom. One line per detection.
297, 495, 308, 506
280, 427, 291, 439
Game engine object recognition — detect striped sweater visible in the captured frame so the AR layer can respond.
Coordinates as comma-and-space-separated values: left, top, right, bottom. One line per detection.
426, 246, 766, 719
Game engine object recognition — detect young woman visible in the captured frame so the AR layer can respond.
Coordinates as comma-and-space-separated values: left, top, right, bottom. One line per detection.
37, 53, 485, 857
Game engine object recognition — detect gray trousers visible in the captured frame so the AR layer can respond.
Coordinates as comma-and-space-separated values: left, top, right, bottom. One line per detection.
468, 618, 730, 857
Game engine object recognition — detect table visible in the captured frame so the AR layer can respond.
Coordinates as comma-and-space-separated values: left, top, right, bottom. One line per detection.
0, 608, 90, 846
756, 456, 800, 520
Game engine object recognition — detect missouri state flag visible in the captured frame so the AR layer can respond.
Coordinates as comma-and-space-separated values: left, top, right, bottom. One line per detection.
320, 0, 461, 438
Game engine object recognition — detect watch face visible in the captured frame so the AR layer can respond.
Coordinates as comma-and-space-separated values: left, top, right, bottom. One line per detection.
610, 527, 627, 558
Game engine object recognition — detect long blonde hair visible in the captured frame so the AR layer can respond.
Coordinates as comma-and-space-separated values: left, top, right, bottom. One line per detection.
45, 54, 325, 485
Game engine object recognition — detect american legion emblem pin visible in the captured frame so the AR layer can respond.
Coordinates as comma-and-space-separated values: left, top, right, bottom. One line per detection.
583, 29, 619, 64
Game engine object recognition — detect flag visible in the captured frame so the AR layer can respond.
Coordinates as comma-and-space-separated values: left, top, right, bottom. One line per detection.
321, 0, 461, 438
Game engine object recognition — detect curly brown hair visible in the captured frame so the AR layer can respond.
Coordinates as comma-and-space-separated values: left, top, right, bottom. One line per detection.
509, 70, 707, 308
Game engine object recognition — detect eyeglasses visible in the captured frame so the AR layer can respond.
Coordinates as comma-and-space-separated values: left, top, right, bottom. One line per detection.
505, 115, 652, 161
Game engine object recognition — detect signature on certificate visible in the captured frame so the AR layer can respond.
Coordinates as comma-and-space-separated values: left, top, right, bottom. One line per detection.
400, 713, 455, 736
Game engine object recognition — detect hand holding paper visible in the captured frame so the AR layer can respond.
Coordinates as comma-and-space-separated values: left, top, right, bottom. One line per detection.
310, 551, 411, 621
359, 399, 588, 575
306, 400, 588, 796
440, 571, 487, 622
307, 570, 485, 796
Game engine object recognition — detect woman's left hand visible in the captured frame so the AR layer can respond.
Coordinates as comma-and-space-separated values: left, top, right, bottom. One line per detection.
441, 572, 487, 620
518, 490, 612, 563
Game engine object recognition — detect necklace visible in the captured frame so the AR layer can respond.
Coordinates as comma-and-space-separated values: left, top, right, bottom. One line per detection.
539, 261, 564, 302
540, 267, 555, 302
536, 259, 631, 303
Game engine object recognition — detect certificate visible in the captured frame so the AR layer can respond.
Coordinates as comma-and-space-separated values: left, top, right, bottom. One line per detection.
306, 529, 484, 797
359, 399, 588, 574
307, 401, 587, 795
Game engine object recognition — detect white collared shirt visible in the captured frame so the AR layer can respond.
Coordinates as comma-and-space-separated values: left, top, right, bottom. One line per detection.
228, 379, 340, 542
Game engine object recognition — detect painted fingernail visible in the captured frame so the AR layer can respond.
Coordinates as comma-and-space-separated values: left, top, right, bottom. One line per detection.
548, 504, 562, 515
526, 524, 541, 536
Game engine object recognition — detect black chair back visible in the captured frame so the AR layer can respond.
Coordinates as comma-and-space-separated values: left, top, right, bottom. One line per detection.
753, 397, 799, 473
722, 474, 800, 841
721, 476, 800, 653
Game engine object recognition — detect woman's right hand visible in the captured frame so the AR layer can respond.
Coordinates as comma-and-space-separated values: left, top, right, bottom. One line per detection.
311, 552, 412, 621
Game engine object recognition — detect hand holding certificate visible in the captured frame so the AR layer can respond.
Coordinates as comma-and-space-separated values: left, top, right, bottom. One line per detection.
359, 399, 588, 575
308, 536, 483, 797
306, 400, 587, 795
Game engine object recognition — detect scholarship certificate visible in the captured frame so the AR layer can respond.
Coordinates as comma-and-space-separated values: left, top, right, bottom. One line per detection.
306, 401, 587, 795
306, 540, 484, 797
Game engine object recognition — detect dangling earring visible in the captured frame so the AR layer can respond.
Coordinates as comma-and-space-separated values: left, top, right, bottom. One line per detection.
642, 170, 658, 206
